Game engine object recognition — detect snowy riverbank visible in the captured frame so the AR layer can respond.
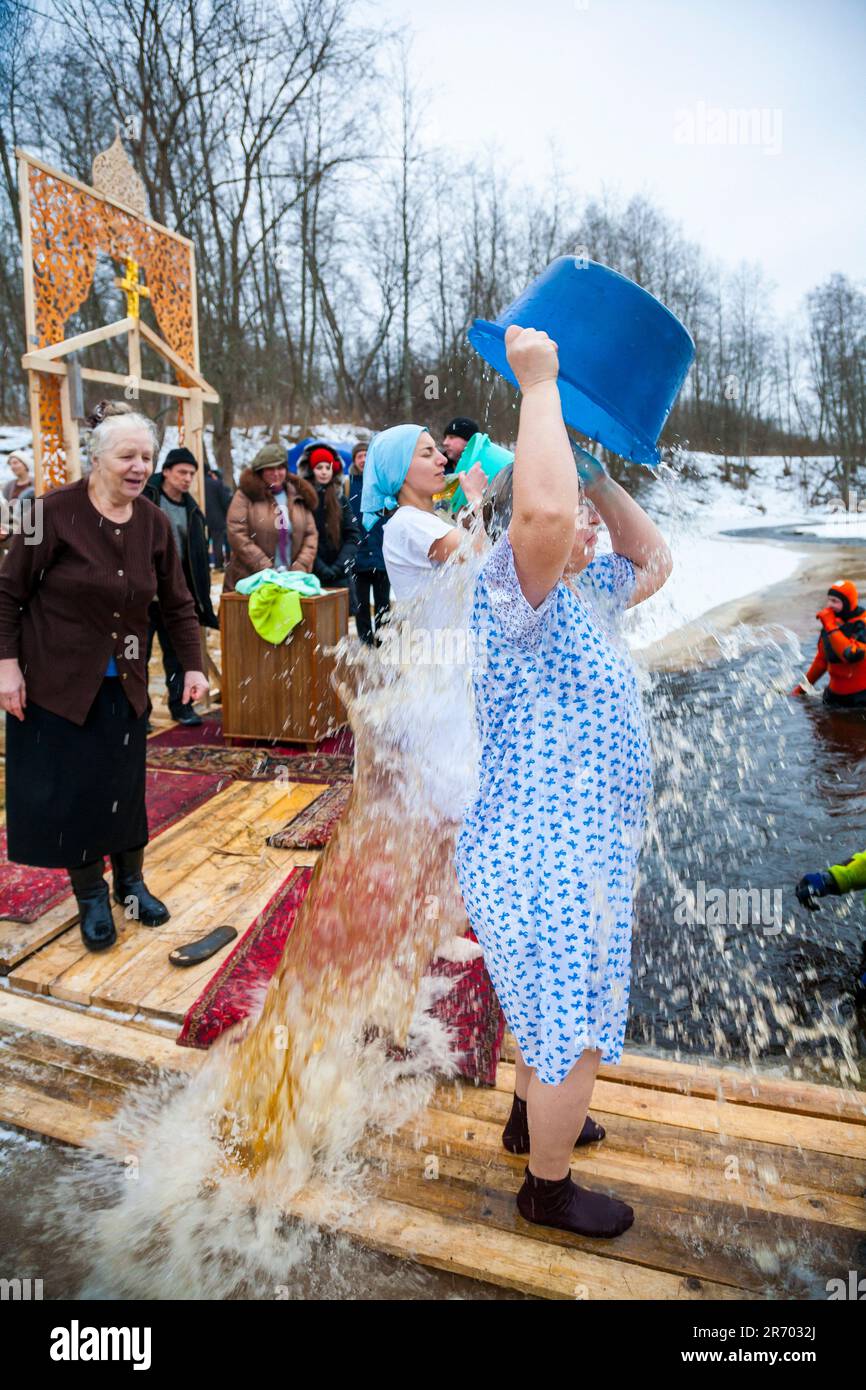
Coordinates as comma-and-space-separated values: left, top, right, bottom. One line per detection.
1, 428, 848, 653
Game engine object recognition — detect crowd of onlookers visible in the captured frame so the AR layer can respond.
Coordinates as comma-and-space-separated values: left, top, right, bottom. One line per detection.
0, 415, 479, 728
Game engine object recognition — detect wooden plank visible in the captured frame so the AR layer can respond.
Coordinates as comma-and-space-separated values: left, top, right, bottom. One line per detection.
5, 779, 253, 996
366, 1140, 863, 1297
461, 1069, 866, 1161
584, 1076, 866, 1160
0, 899, 79, 974
0, 1047, 127, 1116
0, 1073, 103, 1148
20, 355, 219, 403
185, 387, 205, 510
27, 369, 44, 495
139, 320, 217, 395
59, 371, 81, 481
500, 1040, 866, 1126
414, 1101, 866, 1230
285, 1182, 753, 1302
29, 317, 134, 362
0, 989, 201, 1074
0, 1064, 751, 1301
17, 152, 36, 344
32, 781, 313, 1017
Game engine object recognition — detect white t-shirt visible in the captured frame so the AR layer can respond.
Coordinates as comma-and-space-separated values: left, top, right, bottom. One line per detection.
382, 506, 454, 602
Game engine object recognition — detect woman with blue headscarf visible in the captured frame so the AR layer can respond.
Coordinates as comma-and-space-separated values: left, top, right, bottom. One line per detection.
361, 425, 486, 603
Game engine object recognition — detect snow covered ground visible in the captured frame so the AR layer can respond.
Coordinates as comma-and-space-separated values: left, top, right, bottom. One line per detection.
1, 426, 847, 650
622, 454, 835, 650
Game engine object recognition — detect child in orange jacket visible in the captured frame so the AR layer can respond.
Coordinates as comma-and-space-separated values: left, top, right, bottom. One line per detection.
791, 580, 866, 708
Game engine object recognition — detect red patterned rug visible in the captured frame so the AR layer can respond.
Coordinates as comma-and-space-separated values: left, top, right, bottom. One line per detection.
178, 867, 313, 1048
0, 768, 227, 924
146, 744, 353, 785
149, 712, 354, 757
177, 869, 504, 1084
267, 781, 353, 849
427, 937, 506, 1087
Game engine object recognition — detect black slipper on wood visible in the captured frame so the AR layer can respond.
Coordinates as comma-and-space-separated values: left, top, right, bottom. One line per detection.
169, 926, 238, 967
502, 1093, 606, 1155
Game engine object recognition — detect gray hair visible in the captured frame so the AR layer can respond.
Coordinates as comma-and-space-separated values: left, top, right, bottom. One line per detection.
87, 401, 157, 462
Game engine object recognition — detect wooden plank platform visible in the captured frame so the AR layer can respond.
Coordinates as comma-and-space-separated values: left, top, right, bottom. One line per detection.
0, 981, 863, 1299
1, 721, 864, 1299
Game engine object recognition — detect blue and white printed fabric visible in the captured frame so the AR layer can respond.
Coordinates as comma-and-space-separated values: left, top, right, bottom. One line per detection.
456, 530, 651, 1084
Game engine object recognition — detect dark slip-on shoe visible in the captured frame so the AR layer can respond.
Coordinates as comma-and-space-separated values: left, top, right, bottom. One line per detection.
169, 925, 238, 967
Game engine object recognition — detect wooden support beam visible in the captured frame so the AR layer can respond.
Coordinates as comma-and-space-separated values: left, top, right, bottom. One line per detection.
185, 387, 205, 510
27, 372, 43, 495
128, 319, 142, 391
139, 319, 216, 395
31, 317, 135, 362
20, 356, 219, 405
59, 374, 81, 482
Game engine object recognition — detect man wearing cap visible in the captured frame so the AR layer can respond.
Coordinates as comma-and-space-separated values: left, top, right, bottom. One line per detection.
791, 579, 866, 707
441, 417, 479, 475
144, 447, 218, 727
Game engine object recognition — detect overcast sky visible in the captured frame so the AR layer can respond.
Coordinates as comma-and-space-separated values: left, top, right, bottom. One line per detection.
372, 0, 866, 320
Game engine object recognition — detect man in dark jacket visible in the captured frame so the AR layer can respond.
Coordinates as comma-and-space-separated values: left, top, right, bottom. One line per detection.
204, 458, 232, 568
144, 447, 218, 727
347, 440, 390, 645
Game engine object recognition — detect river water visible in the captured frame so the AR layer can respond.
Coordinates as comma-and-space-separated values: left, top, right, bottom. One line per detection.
2, 531, 864, 1298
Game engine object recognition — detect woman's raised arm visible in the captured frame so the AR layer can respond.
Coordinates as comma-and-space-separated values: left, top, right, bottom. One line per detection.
584, 473, 672, 607
506, 326, 579, 609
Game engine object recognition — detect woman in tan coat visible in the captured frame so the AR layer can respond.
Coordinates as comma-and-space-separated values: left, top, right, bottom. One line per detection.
223, 443, 318, 592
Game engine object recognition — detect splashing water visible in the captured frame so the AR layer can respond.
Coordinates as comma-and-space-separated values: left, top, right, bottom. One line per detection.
39, 463, 863, 1297
46, 528, 490, 1296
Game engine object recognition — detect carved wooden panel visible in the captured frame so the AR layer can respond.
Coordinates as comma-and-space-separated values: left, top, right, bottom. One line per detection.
26, 161, 196, 488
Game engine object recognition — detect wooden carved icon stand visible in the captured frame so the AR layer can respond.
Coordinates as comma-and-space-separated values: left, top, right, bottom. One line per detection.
16, 139, 221, 690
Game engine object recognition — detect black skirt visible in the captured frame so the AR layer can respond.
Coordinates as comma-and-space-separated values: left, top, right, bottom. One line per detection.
5, 677, 148, 869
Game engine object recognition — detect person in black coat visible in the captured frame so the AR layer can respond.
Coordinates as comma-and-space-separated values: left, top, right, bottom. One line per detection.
143, 447, 218, 727
204, 458, 232, 568
347, 440, 390, 644
297, 441, 361, 592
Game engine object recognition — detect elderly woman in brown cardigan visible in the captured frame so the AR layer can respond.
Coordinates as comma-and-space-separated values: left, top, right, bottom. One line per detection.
223, 442, 318, 592
0, 403, 208, 953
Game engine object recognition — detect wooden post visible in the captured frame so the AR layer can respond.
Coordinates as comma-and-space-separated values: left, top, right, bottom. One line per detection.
18, 154, 45, 495
59, 372, 81, 482
28, 374, 44, 495
186, 387, 205, 511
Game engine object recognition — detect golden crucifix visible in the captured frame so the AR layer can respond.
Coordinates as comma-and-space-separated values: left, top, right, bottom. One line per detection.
114, 257, 150, 319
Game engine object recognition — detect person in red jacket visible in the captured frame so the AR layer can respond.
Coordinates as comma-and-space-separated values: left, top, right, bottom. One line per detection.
791, 580, 866, 708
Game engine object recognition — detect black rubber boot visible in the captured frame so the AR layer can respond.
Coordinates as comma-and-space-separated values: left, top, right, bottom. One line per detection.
502, 1093, 606, 1155
170, 703, 202, 727
68, 861, 116, 952
516, 1167, 634, 1239
110, 847, 170, 927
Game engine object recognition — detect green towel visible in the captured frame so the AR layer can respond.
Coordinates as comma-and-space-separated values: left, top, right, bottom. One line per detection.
236, 568, 322, 596
247, 585, 304, 644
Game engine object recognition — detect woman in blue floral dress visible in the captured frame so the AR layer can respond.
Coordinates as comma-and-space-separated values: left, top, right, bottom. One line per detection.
456, 325, 672, 1238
